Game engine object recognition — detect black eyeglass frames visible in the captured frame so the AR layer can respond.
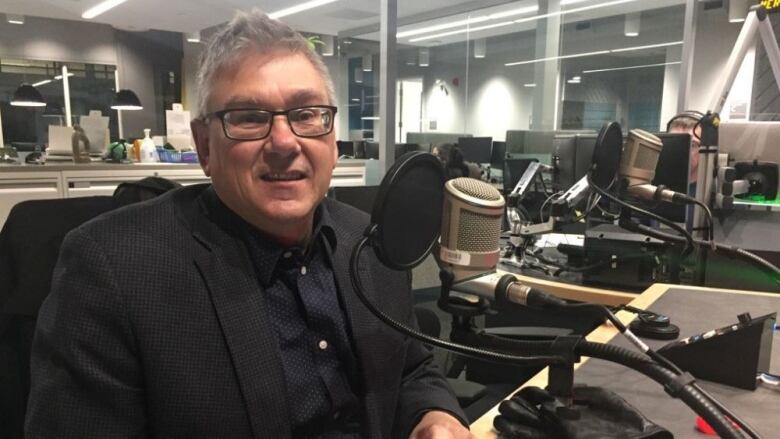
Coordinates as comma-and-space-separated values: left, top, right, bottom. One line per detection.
204, 105, 337, 141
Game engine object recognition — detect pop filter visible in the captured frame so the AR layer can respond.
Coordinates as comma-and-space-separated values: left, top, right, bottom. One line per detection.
368, 151, 445, 270
590, 122, 624, 190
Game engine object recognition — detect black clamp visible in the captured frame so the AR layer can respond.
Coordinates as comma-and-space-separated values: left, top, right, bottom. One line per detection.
663, 371, 697, 398
546, 335, 583, 402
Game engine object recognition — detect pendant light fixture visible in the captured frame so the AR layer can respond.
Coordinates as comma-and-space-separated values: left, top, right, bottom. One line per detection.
111, 89, 143, 110
11, 84, 46, 107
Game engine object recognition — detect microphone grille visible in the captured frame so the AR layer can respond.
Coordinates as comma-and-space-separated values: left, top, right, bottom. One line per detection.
448, 177, 502, 201
458, 210, 502, 252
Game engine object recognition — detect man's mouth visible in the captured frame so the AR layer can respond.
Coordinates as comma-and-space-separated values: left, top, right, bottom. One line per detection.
261, 171, 306, 182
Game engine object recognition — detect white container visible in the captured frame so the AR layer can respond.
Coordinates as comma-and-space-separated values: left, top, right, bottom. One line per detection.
139, 129, 158, 163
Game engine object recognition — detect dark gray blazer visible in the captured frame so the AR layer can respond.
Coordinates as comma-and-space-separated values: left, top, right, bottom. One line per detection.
25, 184, 464, 438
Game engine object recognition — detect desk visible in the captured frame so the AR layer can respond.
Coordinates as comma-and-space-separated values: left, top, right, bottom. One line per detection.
470, 283, 780, 438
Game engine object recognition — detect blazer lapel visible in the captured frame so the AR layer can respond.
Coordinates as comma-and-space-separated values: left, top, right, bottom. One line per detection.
187, 199, 292, 439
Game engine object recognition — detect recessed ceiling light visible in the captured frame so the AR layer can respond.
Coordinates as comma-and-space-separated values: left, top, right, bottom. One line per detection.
505, 41, 682, 66
7, 14, 24, 25
268, 0, 340, 20
82, 0, 129, 19
582, 61, 681, 74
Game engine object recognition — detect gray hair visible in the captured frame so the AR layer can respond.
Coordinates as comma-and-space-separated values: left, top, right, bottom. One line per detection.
195, 9, 336, 118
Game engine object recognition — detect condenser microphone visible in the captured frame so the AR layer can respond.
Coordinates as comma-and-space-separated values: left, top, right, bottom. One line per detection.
620, 129, 695, 205
439, 177, 505, 283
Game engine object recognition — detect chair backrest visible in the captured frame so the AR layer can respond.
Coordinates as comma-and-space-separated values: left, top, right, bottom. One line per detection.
0, 177, 182, 438
0, 196, 119, 316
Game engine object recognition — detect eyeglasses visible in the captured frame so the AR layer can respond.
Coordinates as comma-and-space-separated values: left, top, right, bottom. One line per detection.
204, 105, 337, 141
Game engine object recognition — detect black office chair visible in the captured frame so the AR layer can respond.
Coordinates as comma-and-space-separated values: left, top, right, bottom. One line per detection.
0, 177, 181, 438
413, 306, 487, 408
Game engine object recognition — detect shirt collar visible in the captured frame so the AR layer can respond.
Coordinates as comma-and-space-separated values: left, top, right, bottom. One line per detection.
200, 187, 337, 286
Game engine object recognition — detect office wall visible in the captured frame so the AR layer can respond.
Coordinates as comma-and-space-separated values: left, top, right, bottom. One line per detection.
115, 30, 183, 137
0, 17, 116, 65
687, 6, 743, 112
0, 16, 182, 139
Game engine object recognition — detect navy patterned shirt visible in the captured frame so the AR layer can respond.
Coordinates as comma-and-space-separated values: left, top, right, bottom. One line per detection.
210, 196, 364, 438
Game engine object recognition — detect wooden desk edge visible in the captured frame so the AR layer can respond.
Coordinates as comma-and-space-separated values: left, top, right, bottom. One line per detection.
468, 283, 775, 437
499, 271, 637, 307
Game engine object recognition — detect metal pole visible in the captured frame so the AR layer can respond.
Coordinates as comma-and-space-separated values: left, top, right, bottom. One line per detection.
62, 65, 72, 127
115, 70, 124, 139
379, 0, 397, 174
677, 0, 698, 113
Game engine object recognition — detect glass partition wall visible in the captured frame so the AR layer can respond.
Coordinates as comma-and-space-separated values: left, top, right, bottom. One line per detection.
373, 0, 688, 145
2, 0, 775, 164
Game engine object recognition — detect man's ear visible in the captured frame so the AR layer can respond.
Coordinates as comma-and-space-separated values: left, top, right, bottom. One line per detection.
191, 119, 211, 176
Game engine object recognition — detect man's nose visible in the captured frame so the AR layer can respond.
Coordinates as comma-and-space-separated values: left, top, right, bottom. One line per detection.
266, 114, 300, 156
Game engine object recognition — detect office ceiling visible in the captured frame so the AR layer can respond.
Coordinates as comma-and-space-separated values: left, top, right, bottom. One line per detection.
2, 0, 689, 42
0, 0, 488, 34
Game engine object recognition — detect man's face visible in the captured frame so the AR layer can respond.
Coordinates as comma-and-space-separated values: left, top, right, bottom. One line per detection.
192, 51, 337, 240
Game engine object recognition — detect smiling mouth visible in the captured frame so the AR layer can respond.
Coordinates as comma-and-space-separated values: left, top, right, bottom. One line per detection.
261, 171, 306, 182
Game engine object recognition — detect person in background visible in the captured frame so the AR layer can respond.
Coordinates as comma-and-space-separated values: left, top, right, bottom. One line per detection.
26, 10, 471, 439
433, 143, 471, 180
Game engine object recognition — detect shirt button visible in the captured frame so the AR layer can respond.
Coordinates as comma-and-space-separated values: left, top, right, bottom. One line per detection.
301, 266, 307, 275
318, 339, 328, 350
283, 251, 292, 259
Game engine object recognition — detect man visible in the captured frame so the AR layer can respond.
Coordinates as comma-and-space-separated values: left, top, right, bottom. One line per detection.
26, 10, 472, 439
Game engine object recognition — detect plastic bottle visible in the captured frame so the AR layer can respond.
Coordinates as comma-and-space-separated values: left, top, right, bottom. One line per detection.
139, 129, 158, 163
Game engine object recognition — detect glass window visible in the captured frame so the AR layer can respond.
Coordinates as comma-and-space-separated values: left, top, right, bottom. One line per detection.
0, 58, 67, 149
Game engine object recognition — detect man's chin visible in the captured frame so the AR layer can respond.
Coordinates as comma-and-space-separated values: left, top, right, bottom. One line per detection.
258, 202, 312, 223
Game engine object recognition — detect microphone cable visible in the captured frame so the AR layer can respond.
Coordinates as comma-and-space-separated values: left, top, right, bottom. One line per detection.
586, 171, 696, 259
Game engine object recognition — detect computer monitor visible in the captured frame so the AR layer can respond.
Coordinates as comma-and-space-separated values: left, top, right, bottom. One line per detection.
457, 136, 492, 163
505, 130, 527, 154
651, 132, 691, 223
337, 140, 354, 157
394, 144, 407, 160
365, 142, 379, 159
490, 141, 507, 169
573, 133, 598, 183
551, 135, 577, 189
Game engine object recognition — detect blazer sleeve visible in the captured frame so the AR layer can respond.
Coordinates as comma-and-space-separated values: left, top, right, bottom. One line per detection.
25, 227, 147, 438
392, 272, 468, 438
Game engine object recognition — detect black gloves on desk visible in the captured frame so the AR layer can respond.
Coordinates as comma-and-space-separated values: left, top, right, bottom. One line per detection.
493, 385, 673, 439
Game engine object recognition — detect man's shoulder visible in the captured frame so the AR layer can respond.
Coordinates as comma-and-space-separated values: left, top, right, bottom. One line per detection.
322, 197, 370, 230
73, 184, 207, 242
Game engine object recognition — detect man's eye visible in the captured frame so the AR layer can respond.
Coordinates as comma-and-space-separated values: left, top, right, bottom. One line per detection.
232, 112, 270, 124
294, 109, 317, 122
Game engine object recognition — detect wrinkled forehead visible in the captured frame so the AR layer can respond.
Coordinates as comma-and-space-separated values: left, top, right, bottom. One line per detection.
207, 48, 329, 110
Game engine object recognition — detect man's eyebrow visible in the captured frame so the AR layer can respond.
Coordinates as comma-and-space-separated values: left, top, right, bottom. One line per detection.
221, 97, 263, 109
218, 89, 328, 111
285, 89, 329, 107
